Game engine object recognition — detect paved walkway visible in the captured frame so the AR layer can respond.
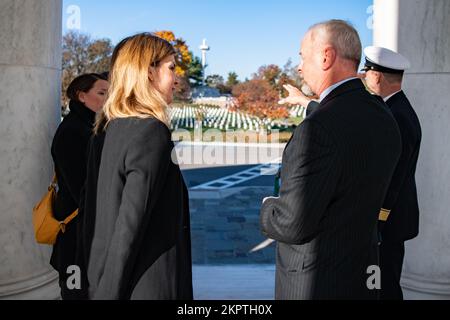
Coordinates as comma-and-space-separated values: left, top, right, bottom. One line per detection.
184, 163, 278, 299
182, 165, 277, 189
193, 265, 275, 300
191, 160, 281, 190
189, 186, 276, 265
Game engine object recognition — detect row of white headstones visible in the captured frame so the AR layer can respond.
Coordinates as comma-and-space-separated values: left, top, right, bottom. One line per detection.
169, 105, 307, 132
290, 105, 307, 118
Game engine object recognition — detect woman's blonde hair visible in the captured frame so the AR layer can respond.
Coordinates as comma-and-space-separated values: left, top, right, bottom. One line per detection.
94, 33, 176, 134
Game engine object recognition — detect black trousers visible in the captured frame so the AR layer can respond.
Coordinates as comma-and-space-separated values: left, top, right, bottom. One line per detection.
379, 241, 405, 300
50, 221, 88, 300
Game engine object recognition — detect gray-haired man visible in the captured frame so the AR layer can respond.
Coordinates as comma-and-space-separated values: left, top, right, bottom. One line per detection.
260, 20, 402, 300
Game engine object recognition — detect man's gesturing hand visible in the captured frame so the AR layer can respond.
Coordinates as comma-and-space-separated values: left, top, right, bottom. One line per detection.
278, 84, 312, 107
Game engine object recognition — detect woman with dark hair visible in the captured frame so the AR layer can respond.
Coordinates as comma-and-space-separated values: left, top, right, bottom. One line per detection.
50, 73, 108, 300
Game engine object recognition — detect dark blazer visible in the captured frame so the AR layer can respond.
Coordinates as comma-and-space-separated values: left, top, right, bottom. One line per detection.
305, 101, 319, 118
260, 79, 402, 300
87, 117, 193, 300
381, 91, 422, 242
306, 95, 389, 117
50, 101, 95, 279
309, 91, 422, 242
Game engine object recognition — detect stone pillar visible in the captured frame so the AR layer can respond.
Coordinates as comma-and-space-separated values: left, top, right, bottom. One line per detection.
374, 0, 450, 299
0, 0, 62, 299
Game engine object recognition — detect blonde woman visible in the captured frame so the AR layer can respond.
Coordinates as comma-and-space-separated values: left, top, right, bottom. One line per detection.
86, 33, 193, 300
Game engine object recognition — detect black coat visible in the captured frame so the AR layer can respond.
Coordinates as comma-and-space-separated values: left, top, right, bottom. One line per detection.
50, 100, 95, 296
76, 129, 106, 298
87, 117, 193, 300
381, 91, 422, 242
260, 79, 402, 300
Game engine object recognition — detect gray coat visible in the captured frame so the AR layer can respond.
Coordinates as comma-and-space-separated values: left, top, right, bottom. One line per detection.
87, 117, 193, 300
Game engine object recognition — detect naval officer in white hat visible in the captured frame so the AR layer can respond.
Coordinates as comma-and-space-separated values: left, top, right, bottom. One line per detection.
363, 46, 422, 300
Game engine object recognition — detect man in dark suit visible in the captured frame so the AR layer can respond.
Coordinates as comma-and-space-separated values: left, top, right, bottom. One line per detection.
363, 46, 422, 300
260, 20, 402, 300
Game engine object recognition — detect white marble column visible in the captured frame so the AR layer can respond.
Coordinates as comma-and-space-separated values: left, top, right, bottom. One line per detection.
374, 0, 450, 299
0, 0, 62, 299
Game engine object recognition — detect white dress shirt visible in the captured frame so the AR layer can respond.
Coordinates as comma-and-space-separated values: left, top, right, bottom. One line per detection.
319, 77, 359, 103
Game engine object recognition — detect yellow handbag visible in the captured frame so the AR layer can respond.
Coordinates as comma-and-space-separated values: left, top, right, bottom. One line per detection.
32, 174, 78, 245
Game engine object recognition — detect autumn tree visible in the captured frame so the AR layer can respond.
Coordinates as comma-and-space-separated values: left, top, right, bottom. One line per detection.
282, 59, 302, 85
254, 64, 282, 88
232, 79, 288, 119
230, 60, 313, 119
282, 58, 315, 97
253, 63, 301, 98
62, 31, 113, 107
154, 30, 192, 77
155, 31, 196, 101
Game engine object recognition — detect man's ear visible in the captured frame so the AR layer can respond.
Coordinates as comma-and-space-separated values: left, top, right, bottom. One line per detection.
375, 71, 382, 85
322, 46, 336, 70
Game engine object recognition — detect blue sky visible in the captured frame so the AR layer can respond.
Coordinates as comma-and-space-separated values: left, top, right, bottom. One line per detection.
63, 0, 373, 80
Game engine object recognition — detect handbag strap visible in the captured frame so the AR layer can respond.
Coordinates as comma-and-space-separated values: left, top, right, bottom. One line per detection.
51, 173, 78, 233
63, 209, 79, 225
59, 209, 79, 233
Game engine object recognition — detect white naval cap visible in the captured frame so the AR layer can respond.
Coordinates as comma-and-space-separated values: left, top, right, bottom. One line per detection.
362, 46, 411, 74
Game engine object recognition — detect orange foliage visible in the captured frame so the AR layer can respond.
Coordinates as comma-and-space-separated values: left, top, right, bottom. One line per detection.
232, 79, 288, 119
154, 30, 192, 77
